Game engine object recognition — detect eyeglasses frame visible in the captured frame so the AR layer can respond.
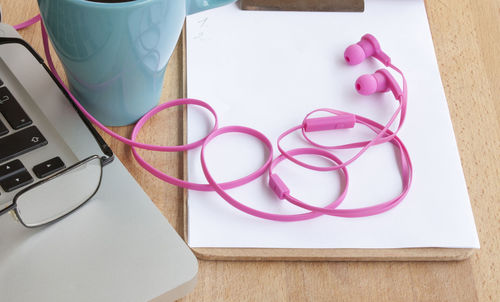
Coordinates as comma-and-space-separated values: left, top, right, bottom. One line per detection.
0, 155, 106, 228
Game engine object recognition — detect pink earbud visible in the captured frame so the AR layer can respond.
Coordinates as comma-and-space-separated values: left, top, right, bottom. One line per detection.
344, 34, 391, 66
355, 69, 403, 99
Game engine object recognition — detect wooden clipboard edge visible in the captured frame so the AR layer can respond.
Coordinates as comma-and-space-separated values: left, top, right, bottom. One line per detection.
190, 247, 476, 262
179, 24, 476, 262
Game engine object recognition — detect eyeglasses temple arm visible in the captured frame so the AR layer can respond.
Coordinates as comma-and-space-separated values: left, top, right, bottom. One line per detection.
0, 203, 15, 217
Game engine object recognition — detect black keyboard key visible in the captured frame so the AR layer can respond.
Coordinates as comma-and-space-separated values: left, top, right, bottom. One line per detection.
0, 87, 32, 130
33, 157, 65, 178
0, 159, 25, 181
0, 119, 7, 136
0, 169, 33, 192
0, 126, 47, 164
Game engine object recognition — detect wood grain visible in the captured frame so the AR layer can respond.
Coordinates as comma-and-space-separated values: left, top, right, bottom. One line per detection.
2, 0, 498, 301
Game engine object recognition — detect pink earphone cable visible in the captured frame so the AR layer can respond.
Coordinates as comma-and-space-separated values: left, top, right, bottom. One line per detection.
272, 114, 412, 217
278, 64, 408, 172
302, 65, 407, 150
14, 15, 412, 221
13, 14, 41, 31
131, 111, 274, 191
200, 128, 348, 221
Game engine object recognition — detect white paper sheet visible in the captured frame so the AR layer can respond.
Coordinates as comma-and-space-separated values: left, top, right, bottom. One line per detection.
185, 0, 480, 248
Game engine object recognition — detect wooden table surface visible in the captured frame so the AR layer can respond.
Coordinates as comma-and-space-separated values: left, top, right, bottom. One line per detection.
2, 0, 499, 301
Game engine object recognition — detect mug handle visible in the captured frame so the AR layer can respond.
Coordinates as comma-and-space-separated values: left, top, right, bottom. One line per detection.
186, 0, 237, 15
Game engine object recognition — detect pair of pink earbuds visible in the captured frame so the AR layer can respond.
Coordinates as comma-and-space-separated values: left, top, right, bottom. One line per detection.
346, 34, 403, 98
256, 34, 412, 220
275, 34, 408, 173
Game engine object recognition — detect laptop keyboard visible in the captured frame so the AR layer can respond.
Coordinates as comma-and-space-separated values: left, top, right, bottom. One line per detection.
0, 80, 65, 195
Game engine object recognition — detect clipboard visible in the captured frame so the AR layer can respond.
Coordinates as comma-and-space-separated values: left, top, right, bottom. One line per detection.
179, 28, 475, 261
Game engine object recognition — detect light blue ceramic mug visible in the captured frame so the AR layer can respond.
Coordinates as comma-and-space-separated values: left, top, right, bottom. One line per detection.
37, 0, 235, 126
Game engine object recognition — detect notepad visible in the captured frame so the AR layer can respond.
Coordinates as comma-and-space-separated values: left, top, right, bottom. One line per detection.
185, 0, 480, 249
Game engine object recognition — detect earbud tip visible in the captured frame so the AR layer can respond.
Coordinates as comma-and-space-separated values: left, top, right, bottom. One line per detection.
355, 74, 377, 95
344, 44, 365, 65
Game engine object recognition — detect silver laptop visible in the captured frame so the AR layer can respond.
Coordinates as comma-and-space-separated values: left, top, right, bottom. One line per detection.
0, 24, 197, 301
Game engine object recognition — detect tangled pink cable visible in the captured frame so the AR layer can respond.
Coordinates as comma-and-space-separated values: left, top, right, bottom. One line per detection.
15, 17, 412, 221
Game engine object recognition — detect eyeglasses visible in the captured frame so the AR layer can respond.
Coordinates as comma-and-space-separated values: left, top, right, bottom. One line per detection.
0, 155, 106, 228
